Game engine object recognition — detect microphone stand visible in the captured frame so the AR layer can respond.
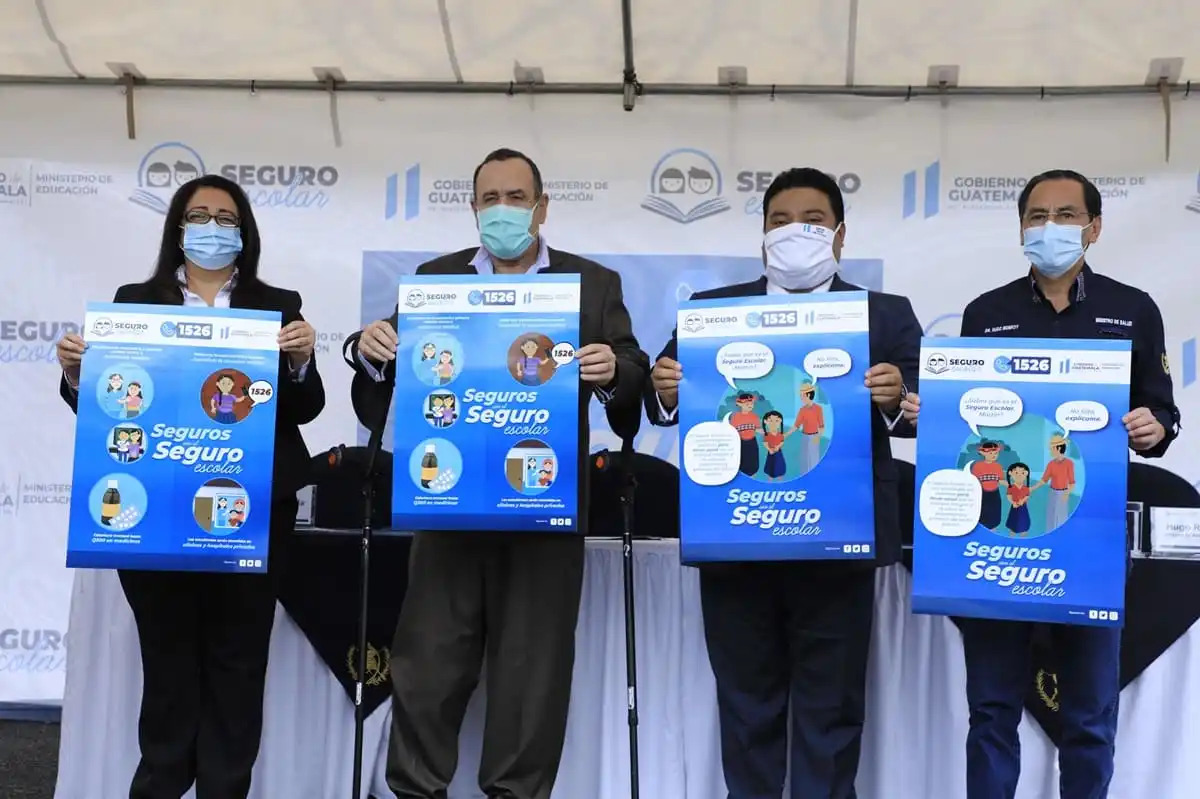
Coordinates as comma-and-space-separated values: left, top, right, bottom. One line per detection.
350, 364, 394, 799
618, 434, 641, 799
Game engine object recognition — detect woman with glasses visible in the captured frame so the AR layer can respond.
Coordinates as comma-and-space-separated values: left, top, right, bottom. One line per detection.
55, 174, 326, 799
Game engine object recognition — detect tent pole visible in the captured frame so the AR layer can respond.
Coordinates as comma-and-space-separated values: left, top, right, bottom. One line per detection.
0, 75, 1191, 99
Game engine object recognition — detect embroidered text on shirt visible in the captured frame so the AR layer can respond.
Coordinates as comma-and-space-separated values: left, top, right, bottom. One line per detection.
984, 324, 1020, 334
1095, 317, 1133, 327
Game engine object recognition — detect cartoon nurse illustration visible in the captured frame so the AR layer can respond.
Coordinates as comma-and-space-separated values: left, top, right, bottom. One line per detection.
214, 497, 231, 527
1033, 433, 1075, 532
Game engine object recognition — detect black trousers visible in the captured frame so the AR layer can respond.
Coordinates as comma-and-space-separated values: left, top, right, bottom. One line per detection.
386, 531, 585, 799
700, 563, 876, 799
120, 500, 295, 799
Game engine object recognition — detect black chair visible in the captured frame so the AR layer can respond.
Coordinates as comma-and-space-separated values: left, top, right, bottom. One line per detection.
588, 451, 680, 538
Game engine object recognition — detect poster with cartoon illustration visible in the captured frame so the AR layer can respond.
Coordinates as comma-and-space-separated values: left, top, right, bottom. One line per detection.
391, 275, 581, 532
67, 303, 281, 573
676, 291, 873, 562
912, 337, 1132, 626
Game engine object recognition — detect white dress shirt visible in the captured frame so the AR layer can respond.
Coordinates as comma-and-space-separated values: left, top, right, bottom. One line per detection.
655, 275, 903, 429
64, 267, 309, 390
358, 237, 615, 403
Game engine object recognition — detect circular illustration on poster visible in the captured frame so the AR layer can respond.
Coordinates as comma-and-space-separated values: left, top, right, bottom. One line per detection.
200, 369, 256, 425
95, 363, 155, 421
88, 473, 148, 530
409, 437, 462, 494
716, 364, 834, 483
504, 439, 558, 495
411, 333, 464, 388
507, 333, 560, 387
422, 390, 459, 429
955, 418, 1087, 540
192, 478, 251, 536
105, 423, 147, 465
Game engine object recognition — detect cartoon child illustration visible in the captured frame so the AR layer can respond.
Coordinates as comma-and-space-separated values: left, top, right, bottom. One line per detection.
514, 338, 551, 386
729, 392, 763, 476
420, 342, 436, 361
119, 382, 144, 419
214, 497, 230, 527
228, 498, 247, 527
145, 162, 172, 188
210, 373, 246, 424
537, 468, 553, 487
439, 395, 456, 427
113, 429, 131, 462
1033, 433, 1075, 532
789, 381, 825, 475
173, 160, 199, 185
762, 410, 795, 481
433, 350, 455, 385
1004, 462, 1032, 536
687, 166, 714, 194
971, 440, 1006, 530
126, 429, 144, 462
429, 395, 445, 427
657, 167, 685, 194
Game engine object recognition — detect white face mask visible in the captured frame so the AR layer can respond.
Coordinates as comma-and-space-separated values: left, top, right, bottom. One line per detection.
763, 222, 840, 291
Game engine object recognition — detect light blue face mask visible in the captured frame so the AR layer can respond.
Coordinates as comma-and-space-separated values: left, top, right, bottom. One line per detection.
478, 203, 537, 260
182, 221, 243, 270
1023, 222, 1089, 278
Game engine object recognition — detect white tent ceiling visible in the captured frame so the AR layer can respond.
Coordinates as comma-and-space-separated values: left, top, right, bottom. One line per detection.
0, 0, 1196, 97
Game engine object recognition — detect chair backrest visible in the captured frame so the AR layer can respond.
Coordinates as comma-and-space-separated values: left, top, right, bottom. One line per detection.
1128, 461, 1200, 509
588, 452, 681, 538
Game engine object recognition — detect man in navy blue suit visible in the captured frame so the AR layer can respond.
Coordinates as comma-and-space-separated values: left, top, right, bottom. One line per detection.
646, 168, 922, 798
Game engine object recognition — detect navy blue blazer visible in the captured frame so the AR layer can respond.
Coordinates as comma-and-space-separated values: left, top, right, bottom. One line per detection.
645, 274, 921, 567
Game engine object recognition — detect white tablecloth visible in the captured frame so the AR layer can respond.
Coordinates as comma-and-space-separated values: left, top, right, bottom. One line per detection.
56, 540, 1200, 799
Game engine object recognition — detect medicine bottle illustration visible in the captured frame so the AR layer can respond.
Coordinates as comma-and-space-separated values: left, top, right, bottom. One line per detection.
420, 444, 438, 488
100, 479, 121, 526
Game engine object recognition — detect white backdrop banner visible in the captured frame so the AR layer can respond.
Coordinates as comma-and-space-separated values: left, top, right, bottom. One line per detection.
1, 87, 1198, 703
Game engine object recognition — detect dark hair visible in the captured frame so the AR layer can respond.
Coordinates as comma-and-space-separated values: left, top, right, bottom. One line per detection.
762, 168, 846, 228
1007, 462, 1030, 478
763, 410, 784, 425
736, 392, 755, 401
147, 175, 263, 300
1017, 169, 1102, 219
472, 148, 544, 199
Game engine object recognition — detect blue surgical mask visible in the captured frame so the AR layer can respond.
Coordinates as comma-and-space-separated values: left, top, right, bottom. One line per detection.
478, 203, 536, 260
182, 221, 243, 270
1023, 222, 1089, 278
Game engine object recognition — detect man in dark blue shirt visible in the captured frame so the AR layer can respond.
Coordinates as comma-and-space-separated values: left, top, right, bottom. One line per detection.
902, 169, 1180, 799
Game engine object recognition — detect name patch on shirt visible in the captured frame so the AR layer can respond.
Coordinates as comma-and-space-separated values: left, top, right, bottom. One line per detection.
984, 324, 1020, 334
1095, 317, 1133, 327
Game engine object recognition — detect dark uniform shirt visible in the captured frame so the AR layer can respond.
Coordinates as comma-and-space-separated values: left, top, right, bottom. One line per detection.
960, 264, 1180, 458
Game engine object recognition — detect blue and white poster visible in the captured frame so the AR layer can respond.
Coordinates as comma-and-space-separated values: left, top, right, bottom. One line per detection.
67, 304, 282, 573
676, 292, 874, 562
912, 338, 1132, 626
391, 275, 581, 532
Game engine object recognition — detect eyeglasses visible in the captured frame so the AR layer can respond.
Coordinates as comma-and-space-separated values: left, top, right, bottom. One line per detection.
184, 208, 240, 228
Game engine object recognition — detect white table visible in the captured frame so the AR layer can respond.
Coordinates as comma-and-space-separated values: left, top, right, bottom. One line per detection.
55, 540, 1200, 799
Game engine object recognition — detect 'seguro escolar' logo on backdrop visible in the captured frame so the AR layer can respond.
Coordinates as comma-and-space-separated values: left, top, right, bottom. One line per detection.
130, 142, 340, 214
641, 148, 730, 224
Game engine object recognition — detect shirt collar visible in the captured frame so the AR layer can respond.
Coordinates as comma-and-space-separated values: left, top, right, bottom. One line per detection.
766, 274, 835, 295
176, 265, 238, 296
1029, 263, 1088, 304
469, 236, 550, 275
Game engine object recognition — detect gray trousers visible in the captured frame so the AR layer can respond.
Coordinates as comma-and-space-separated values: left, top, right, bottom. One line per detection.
386, 531, 585, 799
